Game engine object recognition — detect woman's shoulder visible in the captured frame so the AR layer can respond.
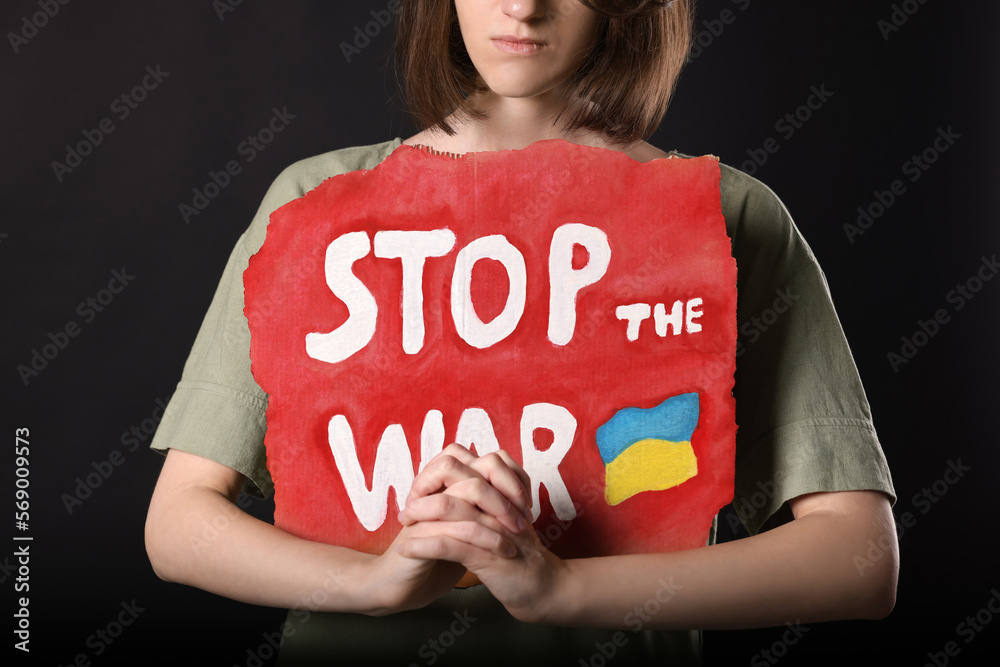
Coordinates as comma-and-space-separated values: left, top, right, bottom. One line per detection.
243, 138, 404, 251
658, 149, 786, 216
273, 138, 404, 195
660, 148, 816, 278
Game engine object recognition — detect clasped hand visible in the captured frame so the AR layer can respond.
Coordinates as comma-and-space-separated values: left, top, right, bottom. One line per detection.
375, 444, 564, 622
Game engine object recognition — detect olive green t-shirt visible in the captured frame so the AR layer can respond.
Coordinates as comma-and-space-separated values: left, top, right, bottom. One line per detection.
150, 138, 895, 665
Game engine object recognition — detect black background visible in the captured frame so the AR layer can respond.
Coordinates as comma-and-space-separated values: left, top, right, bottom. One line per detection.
3, 1, 998, 665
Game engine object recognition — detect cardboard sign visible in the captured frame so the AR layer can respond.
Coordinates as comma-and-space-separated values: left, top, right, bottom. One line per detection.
245, 140, 737, 559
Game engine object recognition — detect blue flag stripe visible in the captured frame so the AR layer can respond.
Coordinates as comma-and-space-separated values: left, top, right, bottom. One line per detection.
595, 393, 699, 465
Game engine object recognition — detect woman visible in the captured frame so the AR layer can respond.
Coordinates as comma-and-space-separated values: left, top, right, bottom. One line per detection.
145, 1, 897, 664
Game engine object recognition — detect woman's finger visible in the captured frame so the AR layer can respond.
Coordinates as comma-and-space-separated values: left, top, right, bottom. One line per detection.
465, 450, 532, 521
395, 521, 518, 561
433, 445, 532, 514
493, 449, 531, 497
407, 446, 481, 501
399, 491, 506, 535
438, 476, 528, 534
405, 474, 527, 534
406, 444, 532, 532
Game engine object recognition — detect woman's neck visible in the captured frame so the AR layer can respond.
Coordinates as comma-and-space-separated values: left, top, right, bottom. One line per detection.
403, 91, 669, 163
447, 90, 609, 153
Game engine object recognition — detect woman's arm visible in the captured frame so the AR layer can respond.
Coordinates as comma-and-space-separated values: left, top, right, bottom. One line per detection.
397, 450, 898, 629
537, 489, 897, 629
144, 448, 522, 615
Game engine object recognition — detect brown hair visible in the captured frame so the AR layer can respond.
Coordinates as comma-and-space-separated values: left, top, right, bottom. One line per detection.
395, 0, 693, 146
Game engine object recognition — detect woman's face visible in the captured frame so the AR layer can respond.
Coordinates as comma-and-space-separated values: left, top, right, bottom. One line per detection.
454, 0, 601, 101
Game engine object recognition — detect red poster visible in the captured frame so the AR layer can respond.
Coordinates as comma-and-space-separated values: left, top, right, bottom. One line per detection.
245, 140, 736, 559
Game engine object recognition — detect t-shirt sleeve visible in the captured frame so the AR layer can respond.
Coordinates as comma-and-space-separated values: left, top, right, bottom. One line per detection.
722, 165, 896, 535
148, 190, 295, 498
149, 140, 404, 497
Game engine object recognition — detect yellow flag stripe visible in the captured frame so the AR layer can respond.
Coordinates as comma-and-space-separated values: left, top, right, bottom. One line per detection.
604, 438, 698, 506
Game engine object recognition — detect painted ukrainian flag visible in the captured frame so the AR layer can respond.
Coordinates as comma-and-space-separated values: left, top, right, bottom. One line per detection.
596, 393, 700, 506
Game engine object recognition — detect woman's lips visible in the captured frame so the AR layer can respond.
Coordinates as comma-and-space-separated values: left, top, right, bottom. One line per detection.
492, 35, 544, 55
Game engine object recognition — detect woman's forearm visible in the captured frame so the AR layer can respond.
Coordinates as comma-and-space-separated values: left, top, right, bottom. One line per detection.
144, 448, 506, 616
538, 491, 898, 630
145, 480, 383, 614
